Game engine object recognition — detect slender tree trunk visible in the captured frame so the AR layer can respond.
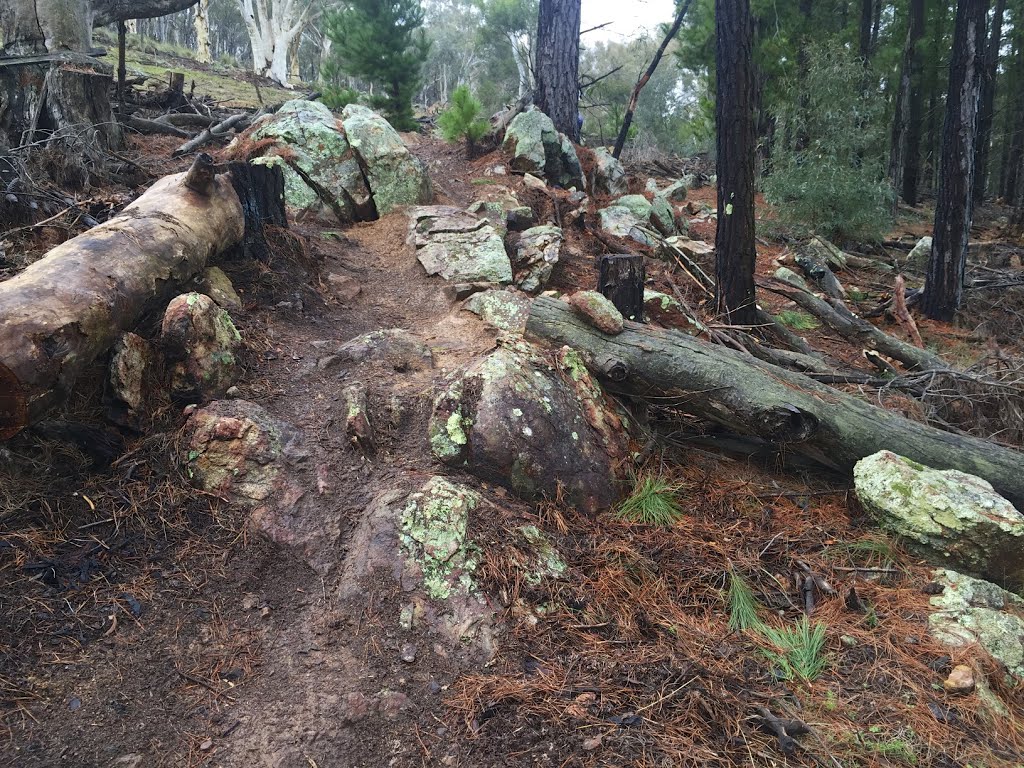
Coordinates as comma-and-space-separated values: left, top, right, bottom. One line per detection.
194, 0, 212, 64
715, 0, 758, 325
535, 0, 581, 141
859, 0, 874, 59
507, 31, 531, 98
925, 1, 948, 193
890, 0, 925, 205
972, 0, 1006, 203
1000, 28, 1024, 201
922, 0, 988, 321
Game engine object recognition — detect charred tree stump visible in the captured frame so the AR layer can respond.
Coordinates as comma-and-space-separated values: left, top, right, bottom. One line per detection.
598, 254, 645, 322
0, 158, 249, 439
525, 296, 1024, 510
228, 160, 287, 261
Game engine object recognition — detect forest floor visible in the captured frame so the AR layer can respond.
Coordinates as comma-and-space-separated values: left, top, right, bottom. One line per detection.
2, 71, 1024, 767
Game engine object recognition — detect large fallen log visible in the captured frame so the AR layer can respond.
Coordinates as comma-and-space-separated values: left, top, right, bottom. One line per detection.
526, 296, 1024, 509
0, 159, 253, 439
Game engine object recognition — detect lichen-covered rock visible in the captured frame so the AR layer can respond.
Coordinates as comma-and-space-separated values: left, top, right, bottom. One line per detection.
663, 235, 714, 259
854, 451, 1024, 591
907, 236, 933, 268
341, 104, 432, 214
333, 328, 434, 372
928, 568, 1024, 681
643, 289, 697, 333
409, 205, 513, 284
503, 107, 584, 189
429, 342, 629, 512
105, 332, 160, 429
513, 225, 562, 292
567, 291, 625, 335
161, 292, 241, 402
662, 176, 693, 202
589, 147, 627, 197
650, 194, 677, 237
463, 289, 531, 333
247, 99, 372, 220
615, 194, 653, 220
199, 266, 242, 310
517, 524, 567, 585
184, 399, 294, 506
598, 204, 654, 247
400, 477, 481, 600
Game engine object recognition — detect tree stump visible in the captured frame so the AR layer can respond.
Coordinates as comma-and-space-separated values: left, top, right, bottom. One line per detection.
598, 254, 645, 322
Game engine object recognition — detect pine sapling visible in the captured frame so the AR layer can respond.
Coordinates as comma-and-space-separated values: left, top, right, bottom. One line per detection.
438, 86, 489, 158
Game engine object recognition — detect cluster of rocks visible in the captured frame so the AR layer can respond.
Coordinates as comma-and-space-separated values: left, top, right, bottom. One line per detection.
233, 100, 432, 223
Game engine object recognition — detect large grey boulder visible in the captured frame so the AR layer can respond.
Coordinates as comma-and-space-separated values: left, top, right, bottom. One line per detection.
589, 147, 627, 197
662, 176, 694, 203
341, 104, 432, 214
503, 107, 584, 190
247, 100, 373, 221
513, 225, 562, 292
854, 451, 1024, 592
928, 568, 1024, 682
907, 236, 933, 268
409, 205, 513, 284
429, 341, 629, 512
598, 196, 656, 247
161, 292, 241, 403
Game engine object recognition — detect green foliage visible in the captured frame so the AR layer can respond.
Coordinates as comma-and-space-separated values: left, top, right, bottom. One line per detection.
616, 476, 684, 526
763, 43, 893, 243
727, 570, 763, 632
321, 86, 361, 111
774, 310, 819, 331
323, 0, 430, 131
437, 85, 489, 155
758, 616, 828, 681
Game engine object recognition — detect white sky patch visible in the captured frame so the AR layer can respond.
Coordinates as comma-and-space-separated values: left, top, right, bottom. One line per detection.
581, 0, 678, 43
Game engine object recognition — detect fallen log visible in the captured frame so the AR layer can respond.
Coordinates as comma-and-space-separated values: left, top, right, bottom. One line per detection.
0, 158, 266, 439
525, 296, 1024, 509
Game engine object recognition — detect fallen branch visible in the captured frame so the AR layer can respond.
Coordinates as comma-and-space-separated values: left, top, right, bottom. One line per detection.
892, 274, 924, 348
172, 113, 251, 158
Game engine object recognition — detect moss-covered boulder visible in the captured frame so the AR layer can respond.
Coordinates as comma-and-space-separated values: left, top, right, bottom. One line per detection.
400, 477, 481, 600
184, 399, 292, 506
503, 107, 584, 189
661, 176, 693, 203
198, 266, 242, 311
429, 342, 629, 512
463, 289, 531, 333
589, 147, 627, 197
409, 205, 513, 284
598, 196, 656, 246
513, 225, 562, 293
247, 100, 372, 221
854, 451, 1024, 592
650, 194, 678, 237
928, 568, 1024, 681
161, 292, 241, 403
643, 289, 698, 332
341, 104, 432, 214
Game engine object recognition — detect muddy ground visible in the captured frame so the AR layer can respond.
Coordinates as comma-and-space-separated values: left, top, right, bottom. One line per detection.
2, 132, 1024, 768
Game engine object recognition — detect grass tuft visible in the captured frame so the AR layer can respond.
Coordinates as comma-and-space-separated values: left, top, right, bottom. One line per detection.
615, 476, 684, 527
774, 310, 820, 331
758, 616, 829, 681
727, 570, 763, 632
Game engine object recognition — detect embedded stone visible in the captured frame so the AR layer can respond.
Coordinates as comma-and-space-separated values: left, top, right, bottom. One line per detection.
567, 291, 625, 335
161, 292, 241, 403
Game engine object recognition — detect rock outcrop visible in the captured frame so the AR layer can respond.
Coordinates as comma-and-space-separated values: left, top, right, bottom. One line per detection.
429, 342, 629, 512
854, 451, 1024, 592
512, 225, 562, 293
409, 205, 513, 284
503, 108, 584, 190
588, 147, 627, 197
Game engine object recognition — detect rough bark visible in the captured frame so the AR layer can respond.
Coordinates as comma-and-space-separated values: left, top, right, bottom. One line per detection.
922, 0, 988, 321
972, 0, 1006, 203
714, 0, 757, 325
597, 254, 645, 322
889, 0, 925, 206
534, 0, 581, 141
525, 296, 1024, 510
0, 165, 247, 439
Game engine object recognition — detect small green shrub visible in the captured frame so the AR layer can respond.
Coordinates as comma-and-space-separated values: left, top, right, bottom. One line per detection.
763, 42, 893, 243
727, 570, 763, 632
758, 616, 828, 681
774, 310, 819, 331
321, 85, 360, 111
438, 85, 489, 157
615, 476, 684, 526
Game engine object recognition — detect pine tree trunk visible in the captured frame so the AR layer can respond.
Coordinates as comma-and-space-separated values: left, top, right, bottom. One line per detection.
972, 0, 1006, 203
535, 0, 581, 141
1001, 28, 1024, 202
924, 2, 947, 193
890, 0, 925, 206
714, 0, 757, 325
922, 0, 988, 322
859, 0, 874, 59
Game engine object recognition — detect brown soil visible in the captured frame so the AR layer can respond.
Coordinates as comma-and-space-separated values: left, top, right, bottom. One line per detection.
2, 131, 1023, 768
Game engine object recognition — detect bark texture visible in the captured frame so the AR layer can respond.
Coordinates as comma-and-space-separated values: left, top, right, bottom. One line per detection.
972, 0, 1006, 203
526, 296, 1024, 510
714, 0, 757, 324
889, 0, 925, 206
0, 170, 245, 439
534, 0, 581, 141
922, 0, 987, 321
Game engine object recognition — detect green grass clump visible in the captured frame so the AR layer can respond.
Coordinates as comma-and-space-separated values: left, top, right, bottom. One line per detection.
774, 310, 820, 331
758, 616, 828, 681
615, 476, 684, 526
727, 570, 764, 632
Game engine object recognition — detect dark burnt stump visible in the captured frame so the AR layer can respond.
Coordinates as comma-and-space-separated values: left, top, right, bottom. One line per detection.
598, 253, 645, 322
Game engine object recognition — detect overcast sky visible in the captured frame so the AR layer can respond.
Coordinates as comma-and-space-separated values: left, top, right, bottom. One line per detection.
581, 0, 678, 43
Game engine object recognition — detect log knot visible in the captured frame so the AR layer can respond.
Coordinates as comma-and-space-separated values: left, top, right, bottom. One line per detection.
756, 404, 819, 443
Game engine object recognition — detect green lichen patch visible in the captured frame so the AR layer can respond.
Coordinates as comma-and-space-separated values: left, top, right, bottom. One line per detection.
517, 525, 567, 586
400, 477, 482, 600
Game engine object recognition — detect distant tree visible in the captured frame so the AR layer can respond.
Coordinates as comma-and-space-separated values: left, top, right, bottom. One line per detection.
477, 0, 538, 99
234, 0, 316, 87
325, 0, 430, 130
714, 0, 757, 325
922, 0, 988, 321
534, 0, 581, 140
972, 0, 1006, 203
889, 0, 925, 206
438, 85, 488, 156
